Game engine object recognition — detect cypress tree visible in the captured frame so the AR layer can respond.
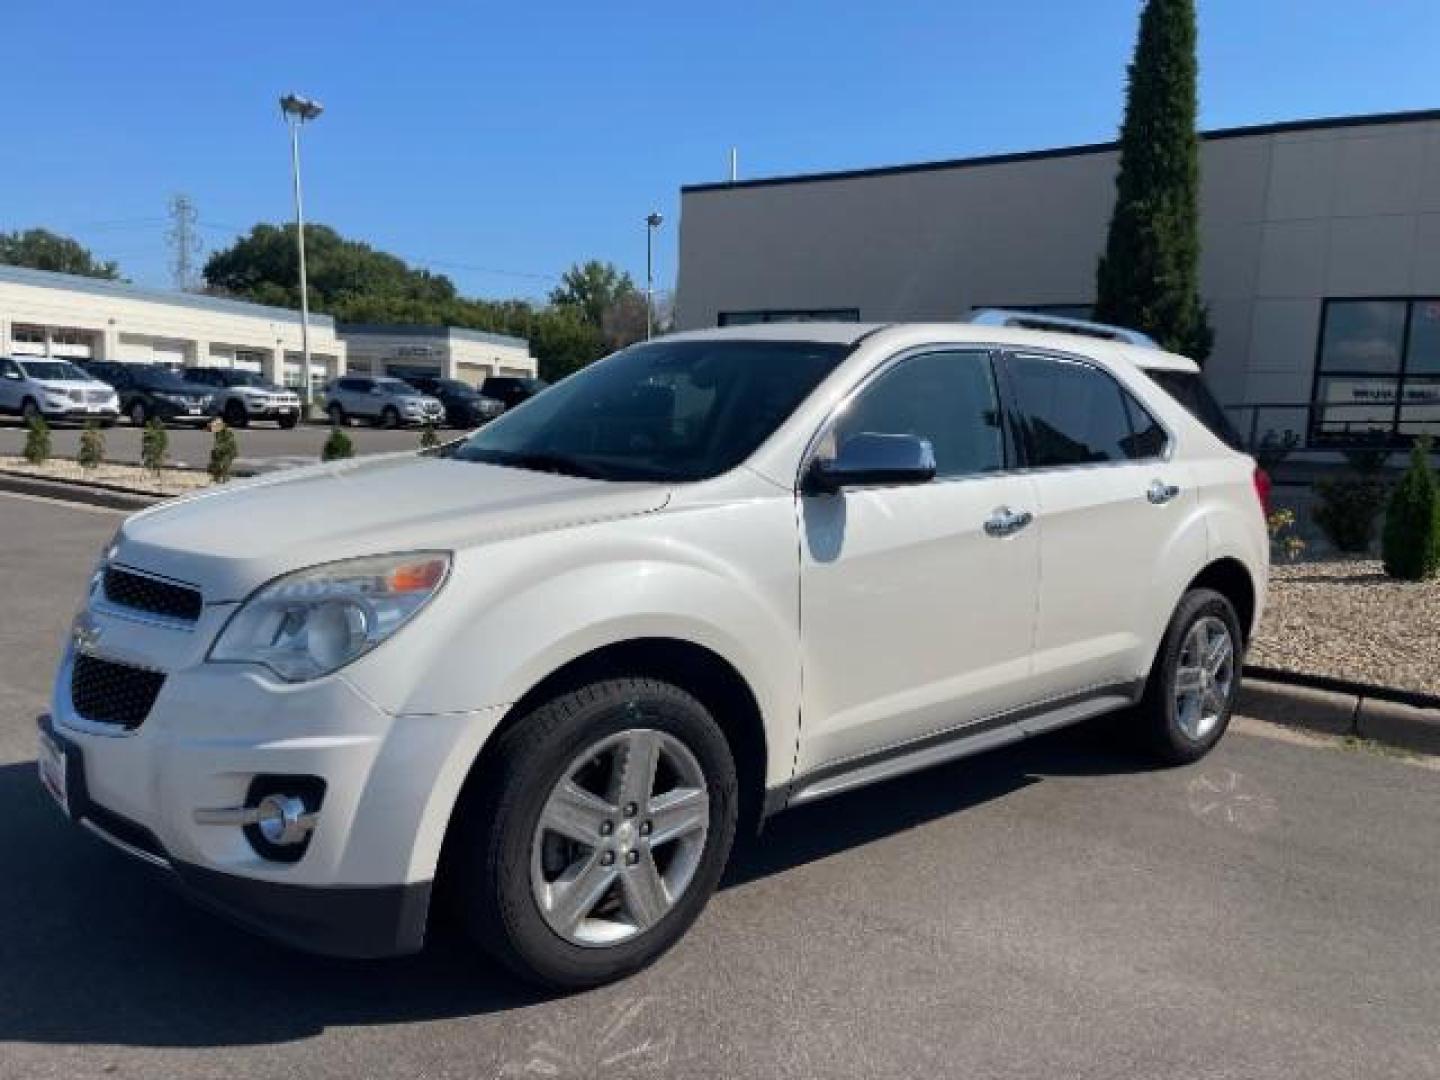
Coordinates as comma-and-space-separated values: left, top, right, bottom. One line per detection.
1094, 0, 1213, 361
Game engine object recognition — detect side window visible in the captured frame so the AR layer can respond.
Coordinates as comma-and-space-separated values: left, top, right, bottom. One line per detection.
1121, 390, 1169, 459
0, 358, 20, 378
1006, 353, 1135, 467
831, 350, 1005, 478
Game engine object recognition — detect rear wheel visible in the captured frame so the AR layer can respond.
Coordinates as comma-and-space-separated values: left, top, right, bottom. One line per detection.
453, 678, 738, 989
20, 398, 41, 423
277, 413, 298, 430
1136, 588, 1242, 765
223, 400, 249, 428
129, 401, 149, 427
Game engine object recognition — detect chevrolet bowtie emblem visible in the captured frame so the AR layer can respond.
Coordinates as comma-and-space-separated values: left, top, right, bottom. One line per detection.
71, 612, 103, 653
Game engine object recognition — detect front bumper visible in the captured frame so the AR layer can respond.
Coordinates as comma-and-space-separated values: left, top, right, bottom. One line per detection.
41, 404, 119, 421
44, 608, 507, 957
38, 713, 431, 957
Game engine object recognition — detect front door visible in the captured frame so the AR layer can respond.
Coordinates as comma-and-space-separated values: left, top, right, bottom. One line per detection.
797, 348, 1041, 773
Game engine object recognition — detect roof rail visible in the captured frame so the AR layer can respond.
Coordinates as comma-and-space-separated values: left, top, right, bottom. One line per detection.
968, 308, 1159, 349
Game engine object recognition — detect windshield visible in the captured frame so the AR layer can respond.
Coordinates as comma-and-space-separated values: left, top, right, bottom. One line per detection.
375, 378, 417, 394
449, 339, 848, 482
224, 370, 269, 387
18, 360, 89, 382
435, 379, 475, 395
134, 367, 200, 390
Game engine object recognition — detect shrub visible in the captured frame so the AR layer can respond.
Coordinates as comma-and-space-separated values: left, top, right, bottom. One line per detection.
1341, 431, 1391, 476
208, 420, 239, 483
22, 415, 51, 466
418, 423, 440, 451
1266, 509, 1306, 563
1254, 429, 1300, 471
1380, 437, 1440, 581
1312, 477, 1389, 553
77, 422, 104, 470
140, 419, 169, 478
322, 425, 354, 462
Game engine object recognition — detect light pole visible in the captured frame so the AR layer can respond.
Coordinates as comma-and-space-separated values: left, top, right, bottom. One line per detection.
279, 92, 323, 415
645, 211, 664, 340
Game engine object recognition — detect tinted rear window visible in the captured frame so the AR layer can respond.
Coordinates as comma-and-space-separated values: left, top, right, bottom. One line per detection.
1144, 369, 1243, 450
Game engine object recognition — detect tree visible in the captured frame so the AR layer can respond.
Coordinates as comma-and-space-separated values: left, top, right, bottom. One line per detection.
1381, 438, 1440, 581
1093, 0, 1212, 361
0, 228, 119, 280
550, 260, 637, 328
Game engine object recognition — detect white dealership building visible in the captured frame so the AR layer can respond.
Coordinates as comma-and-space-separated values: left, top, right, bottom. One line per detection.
335, 324, 537, 386
677, 109, 1440, 448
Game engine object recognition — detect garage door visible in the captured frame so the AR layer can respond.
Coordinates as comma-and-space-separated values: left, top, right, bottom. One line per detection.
152, 340, 188, 369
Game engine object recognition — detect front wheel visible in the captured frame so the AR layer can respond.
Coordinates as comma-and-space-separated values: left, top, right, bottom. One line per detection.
277, 413, 298, 430
326, 403, 346, 428
380, 405, 400, 429
1135, 588, 1243, 765
223, 400, 250, 428
453, 678, 738, 989
129, 401, 149, 427
21, 398, 42, 423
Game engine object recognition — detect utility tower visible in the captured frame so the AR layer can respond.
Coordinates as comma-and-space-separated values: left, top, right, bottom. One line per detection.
167, 193, 201, 292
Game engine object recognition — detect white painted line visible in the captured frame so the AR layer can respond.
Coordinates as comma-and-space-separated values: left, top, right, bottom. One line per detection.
0, 490, 127, 515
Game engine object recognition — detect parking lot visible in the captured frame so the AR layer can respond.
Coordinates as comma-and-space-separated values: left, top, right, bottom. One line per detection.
1, 489, 1437, 1079
0, 416, 429, 470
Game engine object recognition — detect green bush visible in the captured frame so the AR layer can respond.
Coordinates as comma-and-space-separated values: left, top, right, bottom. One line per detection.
140, 419, 169, 478
22, 415, 51, 466
322, 426, 354, 463
77, 422, 104, 470
418, 423, 440, 451
1341, 431, 1391, 476
1312, 477, 1389, 553
208, 422, 239, 483
1380, 438, 1440, 581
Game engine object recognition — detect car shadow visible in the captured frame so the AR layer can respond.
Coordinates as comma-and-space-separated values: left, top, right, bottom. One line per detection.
0, 719, 1155, 1049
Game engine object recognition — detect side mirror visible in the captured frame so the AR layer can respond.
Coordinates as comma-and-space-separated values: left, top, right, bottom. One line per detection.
804, 432, 937, 494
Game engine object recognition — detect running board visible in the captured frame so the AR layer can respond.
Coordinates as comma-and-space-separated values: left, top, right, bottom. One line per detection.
771, 682, 1141, 815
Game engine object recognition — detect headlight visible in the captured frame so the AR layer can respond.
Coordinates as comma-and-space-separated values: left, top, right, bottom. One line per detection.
208, 551, 451, 681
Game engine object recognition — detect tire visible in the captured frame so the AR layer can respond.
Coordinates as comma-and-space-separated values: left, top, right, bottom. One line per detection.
223, 400, 250, 428
1135, 588, 1244, 765
20, 398, 41, 423
380, 406, 400, 429
453, 678, 739, 989
326, 403, 346, 428
129, 401, 149, 427
277, 413, 298, 430
99, 419, 116, 429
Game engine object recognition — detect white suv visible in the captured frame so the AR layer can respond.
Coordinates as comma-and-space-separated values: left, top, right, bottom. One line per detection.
39, 322, 1268, 988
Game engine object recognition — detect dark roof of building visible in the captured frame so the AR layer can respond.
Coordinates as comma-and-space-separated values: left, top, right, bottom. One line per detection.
682, 107, 1440, 194
336, 323, 529, 349
0, 264, 336, 327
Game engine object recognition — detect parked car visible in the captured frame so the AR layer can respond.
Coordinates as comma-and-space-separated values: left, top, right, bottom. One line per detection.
0, 356, 119, 425
183, 367, 302, 429
479, 375, 548, 412
79, 361, 214, 427
40, 321, 1267, 990
401, 375, 504, 428
322, 375, 444, 428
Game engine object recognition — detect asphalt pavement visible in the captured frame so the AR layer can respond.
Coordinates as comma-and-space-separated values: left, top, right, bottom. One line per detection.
1, 490, 1437, 1079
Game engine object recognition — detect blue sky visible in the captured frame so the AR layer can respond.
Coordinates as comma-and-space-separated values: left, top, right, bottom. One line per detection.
5, 1, 1437, 301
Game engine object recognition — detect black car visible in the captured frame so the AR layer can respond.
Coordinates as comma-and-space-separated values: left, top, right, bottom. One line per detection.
479, 375, 548, 412
402, 375, 505, 428
80, 362, 215, 427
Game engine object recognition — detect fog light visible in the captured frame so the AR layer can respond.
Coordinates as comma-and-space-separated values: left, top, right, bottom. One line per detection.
256, 794, 312, 846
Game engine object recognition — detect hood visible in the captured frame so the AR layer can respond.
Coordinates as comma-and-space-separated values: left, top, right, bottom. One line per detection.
34, 378, 115, 393
116, 453, 670, 600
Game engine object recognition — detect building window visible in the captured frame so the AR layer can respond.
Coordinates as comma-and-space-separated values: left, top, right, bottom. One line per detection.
12, 325, 45, 343
718, 308, 860, 326
1313, 299, 1440, 445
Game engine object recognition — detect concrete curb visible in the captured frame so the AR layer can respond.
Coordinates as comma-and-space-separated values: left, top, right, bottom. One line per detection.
1238, 674, 1440, 757
0, 471, 160, 511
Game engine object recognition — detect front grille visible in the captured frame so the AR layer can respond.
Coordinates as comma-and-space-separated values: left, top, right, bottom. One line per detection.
70, 654, 165, 730
103, 567, 203, 622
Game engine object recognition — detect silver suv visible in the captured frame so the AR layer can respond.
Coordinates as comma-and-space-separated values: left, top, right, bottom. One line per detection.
0, 356, 120, 425
185, 367, 301, 429
323, 375, 444, 428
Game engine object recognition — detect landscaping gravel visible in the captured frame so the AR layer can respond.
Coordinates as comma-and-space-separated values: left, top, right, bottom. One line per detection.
0, 456, 214, 497
1251, 557, 1440, 695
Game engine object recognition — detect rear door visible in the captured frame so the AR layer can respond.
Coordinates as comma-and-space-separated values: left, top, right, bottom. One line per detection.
0, 358, 22, 411
1000, 351, 1205, 700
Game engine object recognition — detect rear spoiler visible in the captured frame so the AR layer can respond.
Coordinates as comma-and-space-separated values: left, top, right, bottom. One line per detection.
969, 308, 1159, 349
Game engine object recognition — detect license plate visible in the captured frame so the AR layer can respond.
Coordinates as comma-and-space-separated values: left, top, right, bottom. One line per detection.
187, 406, 202, 415
38, 731, 69, 816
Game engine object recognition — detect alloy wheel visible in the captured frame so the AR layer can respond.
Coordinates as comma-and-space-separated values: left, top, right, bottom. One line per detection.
1173, 615, 1235, 741
530, 728, 709, 948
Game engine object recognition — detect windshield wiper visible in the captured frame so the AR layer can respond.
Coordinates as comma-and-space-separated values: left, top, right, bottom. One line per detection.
478, 450, 613, 480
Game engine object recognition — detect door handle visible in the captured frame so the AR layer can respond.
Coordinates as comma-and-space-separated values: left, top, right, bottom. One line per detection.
984, 507, 1034, 537
1147, 479, 1180, 505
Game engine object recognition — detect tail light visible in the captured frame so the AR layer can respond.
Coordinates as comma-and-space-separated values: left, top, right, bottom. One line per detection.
1253, 466, 1272, 516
